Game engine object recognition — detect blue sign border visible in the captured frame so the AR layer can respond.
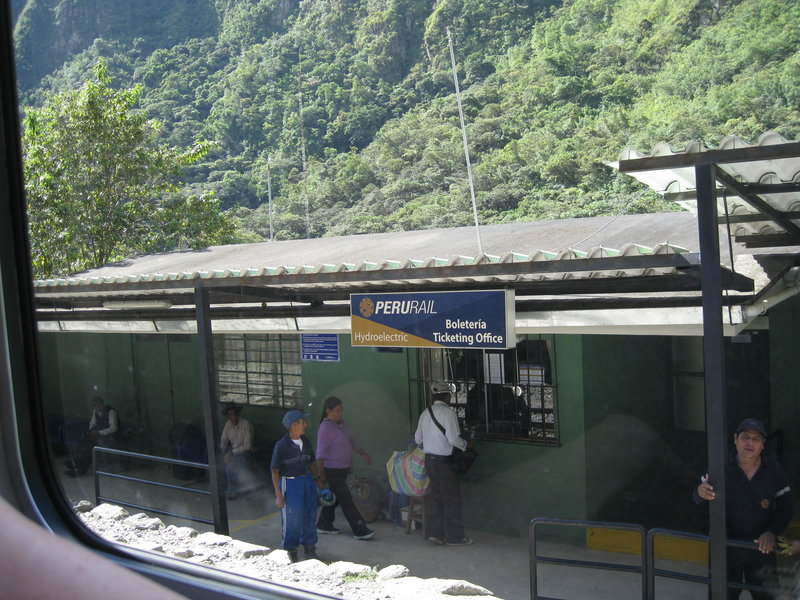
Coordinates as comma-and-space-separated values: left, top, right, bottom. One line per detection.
301, 333, 340, 362
350, 290, 514, 349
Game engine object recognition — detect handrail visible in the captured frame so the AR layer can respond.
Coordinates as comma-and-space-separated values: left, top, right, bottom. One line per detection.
92, 446, 213, 526
529, 517, 647, 600
645, 528, 709, 598
530, 518, 772, 599
646, 529, 767, 598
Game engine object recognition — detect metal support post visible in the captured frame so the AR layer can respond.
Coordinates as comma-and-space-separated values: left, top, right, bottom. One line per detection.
696, 163, 728, 598
194, 285, 229, 535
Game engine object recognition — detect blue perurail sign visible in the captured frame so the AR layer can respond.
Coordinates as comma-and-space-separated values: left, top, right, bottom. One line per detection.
350, 290, 514, 349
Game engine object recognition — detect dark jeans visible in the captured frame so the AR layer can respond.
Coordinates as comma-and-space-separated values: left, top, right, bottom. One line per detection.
424, 454, 466, 543
727, 549, 777, 599
316, 467, 370, 536
68, 433, 120, 473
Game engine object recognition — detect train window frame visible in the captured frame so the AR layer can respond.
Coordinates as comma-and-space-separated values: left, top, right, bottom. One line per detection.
0, 2, 326, 598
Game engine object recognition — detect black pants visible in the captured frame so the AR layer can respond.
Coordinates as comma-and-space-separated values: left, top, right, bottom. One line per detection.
316, 467, 370, 536
69, 433, 120, 473
424, 454, 466, 543
727, 549, 777, 599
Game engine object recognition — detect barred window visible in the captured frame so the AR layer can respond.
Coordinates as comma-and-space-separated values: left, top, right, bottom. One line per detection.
214, 334, 303, 407
420, 335, 558, 444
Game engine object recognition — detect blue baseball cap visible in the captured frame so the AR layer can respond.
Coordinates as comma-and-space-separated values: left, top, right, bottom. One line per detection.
282, 409, 309, 429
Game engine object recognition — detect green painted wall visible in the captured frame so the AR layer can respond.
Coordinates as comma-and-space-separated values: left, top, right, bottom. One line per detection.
460, 335, 588, 539
38, 332, 205, 456
38, 332, 139, 444
581, 335, 693, 530
300, 341, 417, 484
37, 331, 417, 472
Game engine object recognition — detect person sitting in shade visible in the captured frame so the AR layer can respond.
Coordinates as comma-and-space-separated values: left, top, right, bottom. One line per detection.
270, 409, 325, 563
219, 402, 256, 500
65, 396, 121, 477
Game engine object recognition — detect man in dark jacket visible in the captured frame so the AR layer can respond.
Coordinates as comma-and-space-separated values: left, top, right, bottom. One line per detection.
693, 418, 792, 599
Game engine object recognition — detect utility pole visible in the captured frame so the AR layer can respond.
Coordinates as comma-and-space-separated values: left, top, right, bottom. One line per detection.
447, 27, 483, 255
297, 50, 309, 238
266, 155, 274, 241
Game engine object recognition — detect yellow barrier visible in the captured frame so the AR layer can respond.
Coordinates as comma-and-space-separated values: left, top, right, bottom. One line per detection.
587, 521, 800, 566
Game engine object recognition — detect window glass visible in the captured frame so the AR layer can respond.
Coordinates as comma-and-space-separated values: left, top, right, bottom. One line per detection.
216, 333, 303, 407
12, 2, 800, 600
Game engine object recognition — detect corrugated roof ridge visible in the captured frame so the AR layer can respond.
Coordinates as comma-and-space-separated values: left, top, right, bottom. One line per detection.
31, 239, 691, 289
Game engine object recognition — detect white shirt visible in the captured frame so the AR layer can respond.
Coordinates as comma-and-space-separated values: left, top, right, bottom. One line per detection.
89, 407, 118, 436
414, 400, 467, 456
220, 418, 254, 455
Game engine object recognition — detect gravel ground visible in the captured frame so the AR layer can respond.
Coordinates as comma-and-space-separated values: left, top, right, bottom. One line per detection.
75, 501, 497, 600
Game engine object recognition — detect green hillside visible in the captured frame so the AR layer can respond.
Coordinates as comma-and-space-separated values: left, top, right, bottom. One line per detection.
14, 0, 800, 243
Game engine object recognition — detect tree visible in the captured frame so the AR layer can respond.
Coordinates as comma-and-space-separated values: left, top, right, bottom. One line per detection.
22, 60, 233, 278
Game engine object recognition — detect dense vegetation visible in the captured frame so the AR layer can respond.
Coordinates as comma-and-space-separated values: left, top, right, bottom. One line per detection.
22, 61, 233, 278
14, 0, 800, 248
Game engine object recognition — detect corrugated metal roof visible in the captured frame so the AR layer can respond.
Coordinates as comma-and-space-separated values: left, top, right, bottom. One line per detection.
611, 131, 800, 247
33, 212, 721, 290
34, 241, 691, 289
32, 133, 800, 336
33, 212, 758, 311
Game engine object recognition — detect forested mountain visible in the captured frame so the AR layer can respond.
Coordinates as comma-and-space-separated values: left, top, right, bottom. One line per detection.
13, 0, 800, 243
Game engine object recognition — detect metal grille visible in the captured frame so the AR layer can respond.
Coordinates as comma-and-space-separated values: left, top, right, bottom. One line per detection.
416, 335, 558, 444
214, 333, 303, 407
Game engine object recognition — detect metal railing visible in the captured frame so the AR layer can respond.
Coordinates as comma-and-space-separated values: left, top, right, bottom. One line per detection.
645, 528, 708, 597
92, 446, 213, 526
531, 518, 770, 599
530, 518, 647, 600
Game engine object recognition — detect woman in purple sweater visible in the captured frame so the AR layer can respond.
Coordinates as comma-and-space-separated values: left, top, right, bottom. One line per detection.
315, 396, 375, 540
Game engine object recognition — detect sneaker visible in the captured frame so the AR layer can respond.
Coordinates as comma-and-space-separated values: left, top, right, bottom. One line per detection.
304, 547, 319, 561
288, 550, 298, 563
428, 536, 444, 545
316, 526, 341, 535
446, 538, 473, 546
353, 529, 375, 540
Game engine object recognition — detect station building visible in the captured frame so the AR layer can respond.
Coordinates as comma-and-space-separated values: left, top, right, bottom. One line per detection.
33, 134, 800, 560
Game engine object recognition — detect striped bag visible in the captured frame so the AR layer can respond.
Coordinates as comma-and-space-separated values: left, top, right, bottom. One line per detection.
386, 446, 429, 497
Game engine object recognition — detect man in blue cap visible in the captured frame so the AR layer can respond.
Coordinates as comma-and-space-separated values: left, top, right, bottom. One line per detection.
270, 409, 325, 562
693, 418, 792, 598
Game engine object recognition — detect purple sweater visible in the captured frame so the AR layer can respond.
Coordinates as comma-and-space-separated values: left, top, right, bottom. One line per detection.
316, 418, 362, 469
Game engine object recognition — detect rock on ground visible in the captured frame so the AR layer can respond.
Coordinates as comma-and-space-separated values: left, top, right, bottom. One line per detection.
76, 501, 498, 600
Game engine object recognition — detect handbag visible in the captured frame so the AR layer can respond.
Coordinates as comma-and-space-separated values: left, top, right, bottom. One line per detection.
386, 446, 429, 496
427, 407, 477, 475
